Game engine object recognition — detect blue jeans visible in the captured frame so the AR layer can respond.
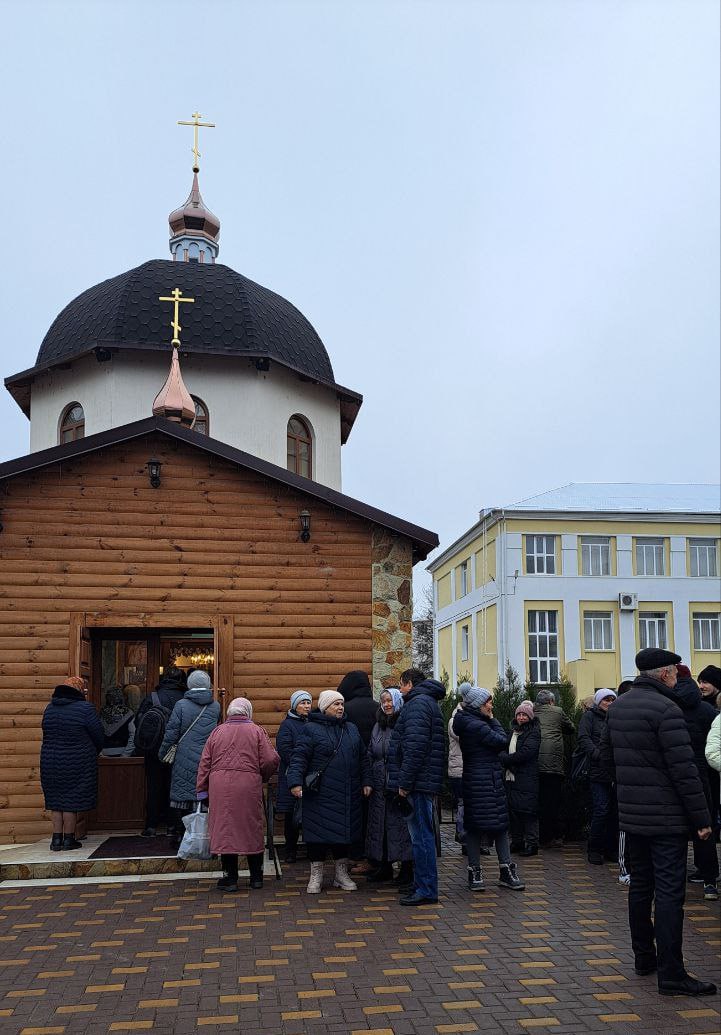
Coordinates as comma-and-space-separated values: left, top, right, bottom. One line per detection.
406, 792, 438, 899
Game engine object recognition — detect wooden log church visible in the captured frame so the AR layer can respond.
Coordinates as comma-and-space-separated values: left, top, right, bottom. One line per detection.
0, 131, 437, 842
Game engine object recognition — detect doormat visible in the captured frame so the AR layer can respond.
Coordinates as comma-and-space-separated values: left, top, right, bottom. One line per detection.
88, 835, 179, 859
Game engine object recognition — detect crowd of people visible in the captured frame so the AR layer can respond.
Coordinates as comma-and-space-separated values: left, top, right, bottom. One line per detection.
39, 655, 721, 998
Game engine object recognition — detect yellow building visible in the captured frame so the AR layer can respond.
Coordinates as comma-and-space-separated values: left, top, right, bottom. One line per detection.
428, 483, 721, 693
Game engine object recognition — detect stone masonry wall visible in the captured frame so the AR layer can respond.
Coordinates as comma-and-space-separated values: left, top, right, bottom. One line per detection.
371, 527, 413, 694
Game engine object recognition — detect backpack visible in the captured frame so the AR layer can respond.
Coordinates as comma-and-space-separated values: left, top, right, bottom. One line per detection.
135, 692, 171, 754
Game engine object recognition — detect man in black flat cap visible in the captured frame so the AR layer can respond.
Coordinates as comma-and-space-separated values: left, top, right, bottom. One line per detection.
600, 647, 716, 997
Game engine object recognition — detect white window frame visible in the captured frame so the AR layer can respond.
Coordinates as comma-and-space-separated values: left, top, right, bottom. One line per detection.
689, 538, 719, 578
526, 535, 556, 575
460, 623, 470, 662
583, 611, 614, 651
638, 612, 668, 650
692, 612, 721, 652
458, 560, 469, 597
528, 609, 559, 684
635, 537, 665, 576
581, 536, 611, 576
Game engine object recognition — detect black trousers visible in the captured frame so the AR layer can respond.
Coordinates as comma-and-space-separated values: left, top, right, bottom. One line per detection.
625, 832, 688, 985
306, 842, 349, 862
221, 853, 264, 880
538, 773, 564, 844
144, 755, 171, 829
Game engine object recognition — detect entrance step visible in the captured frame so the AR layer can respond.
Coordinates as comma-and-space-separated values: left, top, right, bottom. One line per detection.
0, 833, 218, 882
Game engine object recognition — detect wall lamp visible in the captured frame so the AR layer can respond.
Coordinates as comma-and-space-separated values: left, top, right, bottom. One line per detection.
299, 509, 311, 543
147, 458, 162, 489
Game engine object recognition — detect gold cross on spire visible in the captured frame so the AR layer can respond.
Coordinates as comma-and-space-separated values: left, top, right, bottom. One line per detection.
177, 111, 215, 173
159, 287, 195, 347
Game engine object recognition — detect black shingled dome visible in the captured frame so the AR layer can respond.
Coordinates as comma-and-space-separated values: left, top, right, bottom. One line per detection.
36, 259, 335, 382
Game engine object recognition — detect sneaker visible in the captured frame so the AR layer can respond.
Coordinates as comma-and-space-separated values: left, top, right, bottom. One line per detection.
703, 883, 719, 901
618, 874, 631, 886
687, 869, 705, 884
498, 863, 525, 891
467, 865, 485, 892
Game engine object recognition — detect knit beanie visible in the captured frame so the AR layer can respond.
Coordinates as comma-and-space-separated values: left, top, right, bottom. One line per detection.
698, 666, 721, 692
515, 700, 535, 720
290, 690, 312, 712
594, 688, 617, 707
461, 685, 492, 710
457, 681, 473, 699
187, 670, 211, 691
318, 689, 344, 713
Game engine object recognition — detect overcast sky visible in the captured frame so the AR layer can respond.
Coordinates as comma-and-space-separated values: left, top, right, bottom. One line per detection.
2, 0, 719, 601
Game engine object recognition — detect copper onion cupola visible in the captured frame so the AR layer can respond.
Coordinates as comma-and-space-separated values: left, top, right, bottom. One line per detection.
168, 174, 221, 264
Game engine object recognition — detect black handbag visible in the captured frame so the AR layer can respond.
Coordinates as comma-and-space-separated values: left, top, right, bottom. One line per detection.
570, 744, 590, 783
303, 727, 345, 793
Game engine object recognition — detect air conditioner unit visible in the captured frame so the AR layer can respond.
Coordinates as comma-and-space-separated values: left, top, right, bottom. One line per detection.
619, 592, 638, 611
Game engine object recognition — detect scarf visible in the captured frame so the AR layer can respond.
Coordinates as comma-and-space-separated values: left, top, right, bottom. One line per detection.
505, 729, 519, 782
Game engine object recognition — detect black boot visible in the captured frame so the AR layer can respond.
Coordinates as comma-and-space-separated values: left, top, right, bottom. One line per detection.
217, 854, 239, 892
520, 845, 538, 857
467, 865, 485, 891
50, 833, 63, 852
61, 834, 83, 851
394, 861, 414, 892
248, 853, 264, 890
367, 863, 394, 883
498, 862, 525, 890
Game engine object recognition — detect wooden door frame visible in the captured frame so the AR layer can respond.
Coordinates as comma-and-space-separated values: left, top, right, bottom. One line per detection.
69, 613, 234, 717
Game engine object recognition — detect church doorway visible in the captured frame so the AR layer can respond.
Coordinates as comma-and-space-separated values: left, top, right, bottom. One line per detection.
79, 623, 221, 831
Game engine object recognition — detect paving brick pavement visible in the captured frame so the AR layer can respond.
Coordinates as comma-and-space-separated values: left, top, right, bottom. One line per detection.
0, 840, 719, 1035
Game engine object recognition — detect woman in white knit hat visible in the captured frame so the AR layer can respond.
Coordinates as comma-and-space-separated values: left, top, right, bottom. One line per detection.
287, 689, 372, 893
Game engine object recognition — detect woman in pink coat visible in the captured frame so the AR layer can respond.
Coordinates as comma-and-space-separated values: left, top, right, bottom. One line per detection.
196, 697, 279, 892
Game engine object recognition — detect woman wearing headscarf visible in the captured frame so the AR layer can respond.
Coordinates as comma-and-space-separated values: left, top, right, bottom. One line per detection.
287, 690, 372, 894
275, 690, 312, 863
158, 670, 221, 843
196, 697, 279, 891
40, 676, 104, 850
499, 701, 541, 857
99, 686, 134, 756
453, 685, 525, 892
364, 688, 414, 884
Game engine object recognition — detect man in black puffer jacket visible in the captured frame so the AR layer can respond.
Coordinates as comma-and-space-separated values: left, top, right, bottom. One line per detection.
389, 668, 446, 905
600, 648, 715, 998
658, 666, 718, 899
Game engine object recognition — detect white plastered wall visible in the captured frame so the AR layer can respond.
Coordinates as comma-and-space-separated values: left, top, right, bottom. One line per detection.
28, 353, 344, 490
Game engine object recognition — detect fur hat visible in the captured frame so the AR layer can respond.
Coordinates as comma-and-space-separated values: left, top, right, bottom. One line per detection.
318, 689, 344, 713
187, 670, 212, 690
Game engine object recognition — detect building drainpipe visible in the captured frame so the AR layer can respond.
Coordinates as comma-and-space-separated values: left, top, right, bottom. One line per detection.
499, 510, 509, 678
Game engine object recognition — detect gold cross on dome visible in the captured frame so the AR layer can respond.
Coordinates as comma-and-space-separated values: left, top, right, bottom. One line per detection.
159, 287, 195, 347
177, 111, 215, 172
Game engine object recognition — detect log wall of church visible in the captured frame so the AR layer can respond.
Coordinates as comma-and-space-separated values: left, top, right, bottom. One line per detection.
0, 433, 377, 842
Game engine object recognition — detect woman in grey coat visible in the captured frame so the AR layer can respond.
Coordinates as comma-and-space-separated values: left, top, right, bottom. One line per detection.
365, 688, 413, 884
158, 670, 220, 842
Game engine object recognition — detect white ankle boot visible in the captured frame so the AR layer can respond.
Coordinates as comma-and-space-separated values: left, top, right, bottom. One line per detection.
333, 858, 358, 890
307, 861, 324, 894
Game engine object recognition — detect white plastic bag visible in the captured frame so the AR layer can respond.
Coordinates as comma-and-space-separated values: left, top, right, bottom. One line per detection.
177, 803, 211, 860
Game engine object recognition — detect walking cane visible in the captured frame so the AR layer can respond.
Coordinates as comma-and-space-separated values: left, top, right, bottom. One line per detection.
265, 785, 282, 880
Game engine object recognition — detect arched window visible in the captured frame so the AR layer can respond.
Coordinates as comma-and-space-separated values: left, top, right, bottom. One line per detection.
191, 397, 209, 435
59, 403, 85, 444
287, 415, 312, 478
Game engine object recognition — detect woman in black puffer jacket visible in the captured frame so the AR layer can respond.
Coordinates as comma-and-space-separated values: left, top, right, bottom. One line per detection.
453, 686, 524, 892
499, 701, 541, 857
577, 689, 618, 864
287, 690, 371, 895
